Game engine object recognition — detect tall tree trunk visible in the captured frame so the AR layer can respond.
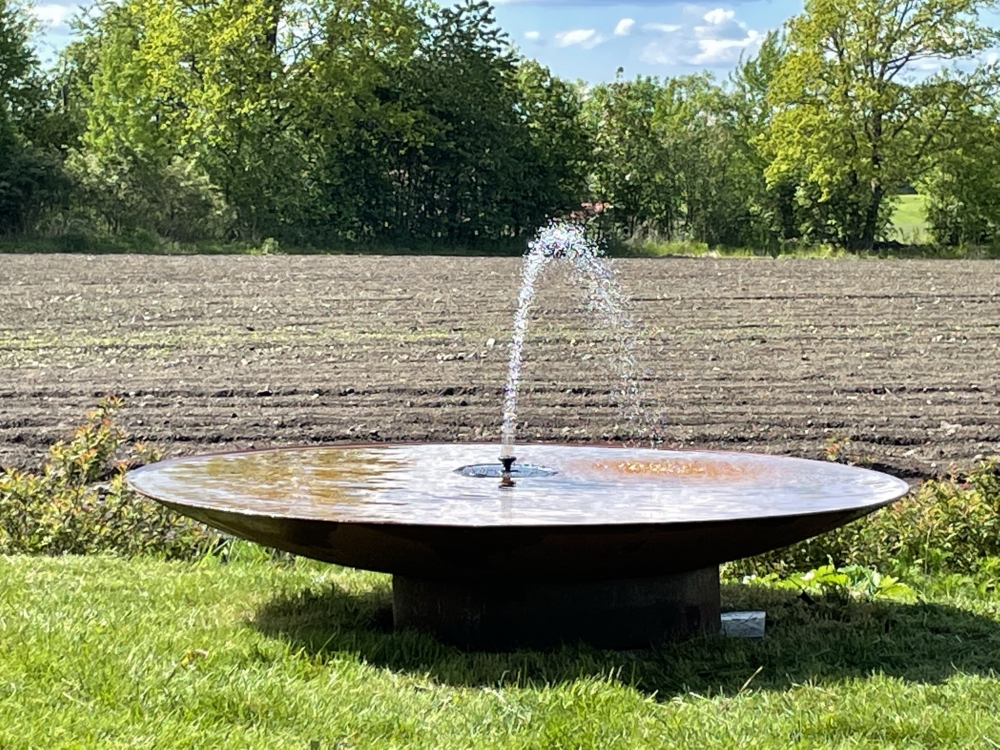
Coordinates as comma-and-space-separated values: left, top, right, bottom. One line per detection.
860, 114, 884, 251
861, 181, 884, 251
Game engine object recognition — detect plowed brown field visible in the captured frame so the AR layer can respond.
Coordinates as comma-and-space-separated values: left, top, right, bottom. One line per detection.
2, 254, 999, 479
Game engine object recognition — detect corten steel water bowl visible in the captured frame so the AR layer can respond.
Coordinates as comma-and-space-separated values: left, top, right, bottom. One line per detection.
127, 443, 909, 650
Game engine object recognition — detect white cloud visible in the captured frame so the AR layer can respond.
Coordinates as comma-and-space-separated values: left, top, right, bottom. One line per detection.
640, 6, 764, 67
702, 8, 735, 25
693, 16, 750, 42
554, 28, 603, 48
690, 28, 760, 64
31, 3, 74, 28
614, 18, 636, 36
691, 6, 761, 63
641, 44, 676, 66
644, 22, 683, 33
524, 30, 541, 41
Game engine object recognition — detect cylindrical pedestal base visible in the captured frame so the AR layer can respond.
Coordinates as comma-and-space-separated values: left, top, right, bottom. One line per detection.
393, 567, 720, 650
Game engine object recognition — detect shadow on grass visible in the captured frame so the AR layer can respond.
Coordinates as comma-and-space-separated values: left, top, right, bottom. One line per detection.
252, 580, 1000, 698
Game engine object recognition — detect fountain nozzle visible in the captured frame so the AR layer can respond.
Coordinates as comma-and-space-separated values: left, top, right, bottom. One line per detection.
499, 455, 516, 488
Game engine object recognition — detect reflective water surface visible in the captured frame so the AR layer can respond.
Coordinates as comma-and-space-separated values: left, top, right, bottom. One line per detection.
126, 443, 910, 527
455, 462, 559, 479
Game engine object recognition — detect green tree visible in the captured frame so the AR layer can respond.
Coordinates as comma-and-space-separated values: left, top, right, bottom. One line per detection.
728, 31, 800, 247
584, 71, 779, 249
509, 59, 591, 233
73, 0, 310, 240
922, 104, 1000, 245
68, 0, 572, 245
0, 0, 69, 234
0, 0, 41, 127
288, 0, 425, 242
584, 75, 678, 239
765, 0, 1000, 250
374, 0, 549, 242
656, 74, 770, 248
319, 0, 583, 244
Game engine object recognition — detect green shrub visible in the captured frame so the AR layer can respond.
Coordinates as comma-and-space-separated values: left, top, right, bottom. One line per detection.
65, 151, 231, 242
739, 563, 917, 603
0, 397, 218, 558
729, 458, 1000, 578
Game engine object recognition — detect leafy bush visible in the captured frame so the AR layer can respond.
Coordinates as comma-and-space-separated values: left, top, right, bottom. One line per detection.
0, 397, 218, 558
729, 458, 1000, 578
0, 131, 70, 235
65, 151, 231, 241
739, 564, 916, 603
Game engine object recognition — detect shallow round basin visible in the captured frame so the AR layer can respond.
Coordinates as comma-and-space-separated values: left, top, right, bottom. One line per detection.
126, 443, 909, 584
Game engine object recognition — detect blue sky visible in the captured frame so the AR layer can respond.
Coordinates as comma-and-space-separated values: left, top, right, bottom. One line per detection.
30, 0, 802, 82
493, 0, 801, 82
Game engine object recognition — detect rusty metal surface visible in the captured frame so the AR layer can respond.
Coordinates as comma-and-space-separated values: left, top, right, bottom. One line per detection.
127, 443, 908, 581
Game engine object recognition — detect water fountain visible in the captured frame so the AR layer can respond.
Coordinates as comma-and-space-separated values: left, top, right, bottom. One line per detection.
127, 223, 909, 650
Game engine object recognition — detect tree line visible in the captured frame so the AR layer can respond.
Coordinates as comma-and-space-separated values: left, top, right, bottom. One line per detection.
2, 0, 1000, 252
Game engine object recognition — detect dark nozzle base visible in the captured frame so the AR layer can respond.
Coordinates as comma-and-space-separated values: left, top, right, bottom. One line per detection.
499, 455, 516, 488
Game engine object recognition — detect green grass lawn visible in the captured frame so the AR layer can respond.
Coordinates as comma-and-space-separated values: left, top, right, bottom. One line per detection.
889, 194, 931, 245
634, 195, 935, 258
3, 554, 1000, 749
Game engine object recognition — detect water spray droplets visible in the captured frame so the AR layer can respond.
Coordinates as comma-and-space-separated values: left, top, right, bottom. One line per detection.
500, 221, 657, 461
